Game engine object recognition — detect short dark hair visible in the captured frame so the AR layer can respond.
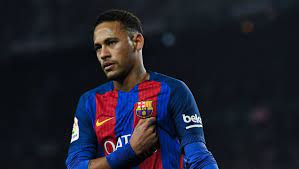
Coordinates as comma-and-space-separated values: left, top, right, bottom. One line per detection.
94, 9, 143, 34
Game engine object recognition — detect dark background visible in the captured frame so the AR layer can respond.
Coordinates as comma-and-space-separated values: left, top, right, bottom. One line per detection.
2, 0, 299, 169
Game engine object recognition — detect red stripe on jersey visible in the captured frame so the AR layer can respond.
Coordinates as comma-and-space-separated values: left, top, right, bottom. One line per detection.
133, 81, 160, 127
180, 154, 184, 169
134, 81, 163, 169
95, 91, 118, 156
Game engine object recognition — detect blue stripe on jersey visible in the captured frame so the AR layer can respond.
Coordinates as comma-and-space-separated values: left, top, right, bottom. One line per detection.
115, 90, 137, 137
115, 89, 139, 169
159, 129, 181, 169
157, 82, 170, 168
157, 82, 181, 169
97, 143, 105, 158
87, 94, 96, 129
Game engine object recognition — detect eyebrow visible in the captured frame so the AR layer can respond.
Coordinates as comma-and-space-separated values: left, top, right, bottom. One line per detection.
94, 37, 118, 48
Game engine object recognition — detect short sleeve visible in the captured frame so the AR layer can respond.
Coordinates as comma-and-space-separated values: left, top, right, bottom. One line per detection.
65, 93, 98, 169
168, 80, 205, 148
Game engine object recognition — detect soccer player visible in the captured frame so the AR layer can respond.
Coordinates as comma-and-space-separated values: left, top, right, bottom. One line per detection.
66, 9, 219, 169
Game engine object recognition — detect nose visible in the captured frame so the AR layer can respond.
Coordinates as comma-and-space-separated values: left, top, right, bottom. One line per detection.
98, 45, 111, 60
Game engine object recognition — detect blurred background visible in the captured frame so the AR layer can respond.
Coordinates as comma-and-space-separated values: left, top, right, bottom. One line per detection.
2, 0, 299, 168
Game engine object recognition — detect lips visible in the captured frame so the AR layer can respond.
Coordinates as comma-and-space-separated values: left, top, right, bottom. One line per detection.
102, 61, 116, 71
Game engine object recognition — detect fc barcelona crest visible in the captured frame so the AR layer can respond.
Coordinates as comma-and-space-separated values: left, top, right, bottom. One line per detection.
135, 101, 153, 119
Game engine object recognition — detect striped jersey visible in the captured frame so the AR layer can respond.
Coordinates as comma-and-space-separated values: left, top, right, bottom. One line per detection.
66, 72, 206, 169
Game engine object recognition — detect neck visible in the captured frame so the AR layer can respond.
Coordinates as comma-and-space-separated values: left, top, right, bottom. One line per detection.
113, 65, 148, 92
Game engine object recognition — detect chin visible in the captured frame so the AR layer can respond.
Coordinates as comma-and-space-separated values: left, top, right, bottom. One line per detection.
105, 70, 122, 80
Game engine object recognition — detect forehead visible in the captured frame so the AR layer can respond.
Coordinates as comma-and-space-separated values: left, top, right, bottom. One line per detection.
93, 21, 127, 43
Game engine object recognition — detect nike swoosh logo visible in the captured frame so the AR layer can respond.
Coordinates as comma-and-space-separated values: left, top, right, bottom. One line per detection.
96, 117, 114, 127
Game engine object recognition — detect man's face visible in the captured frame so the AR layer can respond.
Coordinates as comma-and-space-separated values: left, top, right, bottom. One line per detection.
93, 21, 136, 80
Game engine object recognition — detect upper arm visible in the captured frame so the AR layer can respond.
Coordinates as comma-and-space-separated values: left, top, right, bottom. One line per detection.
66, 93, 98, 169
168, 80, 205, 147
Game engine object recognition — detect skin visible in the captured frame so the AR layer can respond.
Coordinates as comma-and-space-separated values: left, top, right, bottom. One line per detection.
88, 21, 158, 169
93, 21, 147, 92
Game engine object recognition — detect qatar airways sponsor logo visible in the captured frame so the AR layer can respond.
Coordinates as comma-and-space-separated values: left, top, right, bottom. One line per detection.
182, 114, 203, 129
104, 134, 131, 154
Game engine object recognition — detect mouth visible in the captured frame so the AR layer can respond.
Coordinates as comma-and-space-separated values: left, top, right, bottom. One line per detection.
102, 61, 116, 71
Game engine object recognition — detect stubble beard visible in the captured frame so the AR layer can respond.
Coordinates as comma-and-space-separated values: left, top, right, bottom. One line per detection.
105, 70, 121, 81
105, 63, 134, 83
104, 66, 125, 81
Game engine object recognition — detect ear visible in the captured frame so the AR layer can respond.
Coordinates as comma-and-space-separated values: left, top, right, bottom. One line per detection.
132, 33, 144, 51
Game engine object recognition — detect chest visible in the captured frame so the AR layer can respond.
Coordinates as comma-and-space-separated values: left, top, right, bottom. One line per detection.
93, 81, 171, 155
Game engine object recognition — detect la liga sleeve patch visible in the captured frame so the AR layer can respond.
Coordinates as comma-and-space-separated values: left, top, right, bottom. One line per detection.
71, 117, 79, 143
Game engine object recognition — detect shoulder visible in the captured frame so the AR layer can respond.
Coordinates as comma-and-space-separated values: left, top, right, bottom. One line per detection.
74, 81, 114, 120
79, 81, 114, 101
150, 71, 189, 92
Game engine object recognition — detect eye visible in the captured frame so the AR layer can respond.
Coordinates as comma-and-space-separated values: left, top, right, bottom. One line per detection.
107, 40, 117, 46
94, 44, 102, 52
